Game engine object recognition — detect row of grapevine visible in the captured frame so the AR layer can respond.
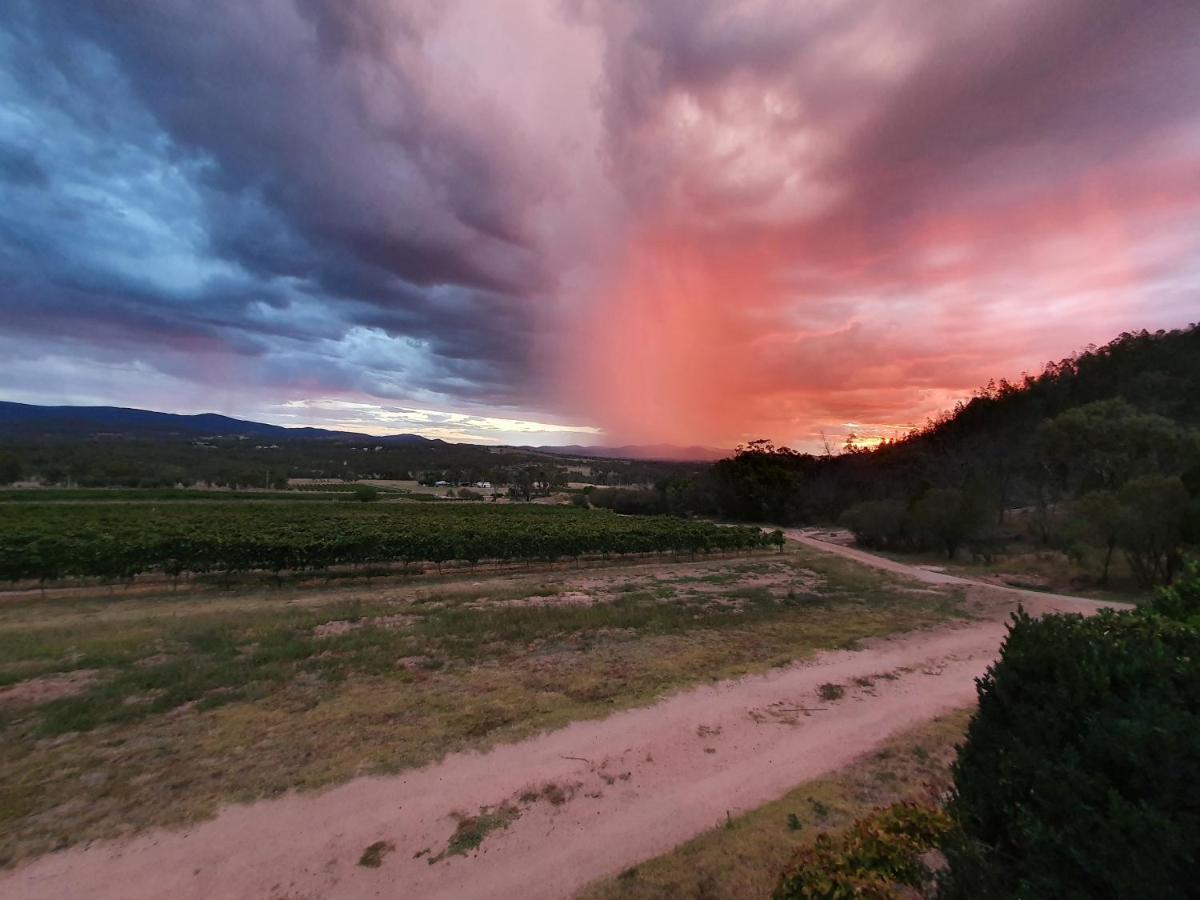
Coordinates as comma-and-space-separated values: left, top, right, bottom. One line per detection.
0, 502, 772, 585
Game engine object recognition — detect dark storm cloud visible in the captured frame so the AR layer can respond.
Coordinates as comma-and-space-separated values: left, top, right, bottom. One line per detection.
71, 0, 549, 291
0, 0, 553, 409
0, 143, 48, 188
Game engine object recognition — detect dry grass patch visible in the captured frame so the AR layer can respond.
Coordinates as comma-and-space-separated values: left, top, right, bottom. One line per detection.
817, 682, 846, 703
357, 840, 394, 868
429, 802, 521, 863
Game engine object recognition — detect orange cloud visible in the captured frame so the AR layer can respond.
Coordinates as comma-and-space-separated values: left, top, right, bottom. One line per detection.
565, 227, 785, 445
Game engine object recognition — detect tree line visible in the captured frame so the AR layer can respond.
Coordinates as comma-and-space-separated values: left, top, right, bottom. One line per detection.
0, 437, 694, 492
599, 326, 1200, 585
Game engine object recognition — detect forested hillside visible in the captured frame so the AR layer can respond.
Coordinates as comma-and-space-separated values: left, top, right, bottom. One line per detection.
609, 326, 1200, 585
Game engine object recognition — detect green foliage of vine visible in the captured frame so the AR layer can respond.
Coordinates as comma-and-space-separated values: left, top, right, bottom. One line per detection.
0, 502, 770, 584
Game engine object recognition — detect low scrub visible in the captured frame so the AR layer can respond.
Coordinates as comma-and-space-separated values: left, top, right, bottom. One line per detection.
773, 801, 951, 899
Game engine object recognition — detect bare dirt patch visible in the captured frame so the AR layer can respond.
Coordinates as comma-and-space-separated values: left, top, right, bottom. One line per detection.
0, 670, 103, 708
487, 591, 596, 609
685, 569, 822, 596
312, 614, 412, 638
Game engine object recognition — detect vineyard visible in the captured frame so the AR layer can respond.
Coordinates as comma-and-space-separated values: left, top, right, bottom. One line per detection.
0, 488, 352, 503
0, 502, 775, 585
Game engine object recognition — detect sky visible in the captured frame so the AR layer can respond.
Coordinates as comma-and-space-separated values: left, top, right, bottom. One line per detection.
1, 1, 1198, 449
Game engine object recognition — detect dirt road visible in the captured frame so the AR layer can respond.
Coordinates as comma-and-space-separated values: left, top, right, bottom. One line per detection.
787, 529, 1120, 605
1, 539, 1125, 900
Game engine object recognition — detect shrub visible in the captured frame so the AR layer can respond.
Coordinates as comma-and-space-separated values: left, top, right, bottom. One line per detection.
774, 801, 952, 899
1142, 558, 1200, 626
1117, 474, 1189, 585
941, 608, 1200, 899
0, 450, 24, 485
588, 488, 665, 515
839, 500, 912, 550
817, 682, 845, 702
1066, 490, 1122, 583
913, 489, 987, 559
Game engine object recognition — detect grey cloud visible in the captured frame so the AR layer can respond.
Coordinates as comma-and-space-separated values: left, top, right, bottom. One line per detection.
0, 0, 564, 408
0, 144, 48, 188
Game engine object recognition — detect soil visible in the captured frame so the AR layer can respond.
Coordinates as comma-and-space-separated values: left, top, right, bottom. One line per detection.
312, 615, 413, 638
0, 670, 103, 708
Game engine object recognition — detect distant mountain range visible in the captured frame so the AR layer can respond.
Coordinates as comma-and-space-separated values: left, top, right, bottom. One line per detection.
0, 401, 440, 444
0, 401, 727, 462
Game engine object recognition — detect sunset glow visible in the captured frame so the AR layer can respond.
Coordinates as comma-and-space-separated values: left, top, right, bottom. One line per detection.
2, 2, 1198, 447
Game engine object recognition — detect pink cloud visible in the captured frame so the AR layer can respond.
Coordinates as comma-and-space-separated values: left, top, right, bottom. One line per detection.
549, 0, 1200, 448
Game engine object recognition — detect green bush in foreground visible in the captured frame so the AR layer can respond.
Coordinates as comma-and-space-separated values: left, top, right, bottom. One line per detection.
1142, 558, 1200, 626
773, 801, 951, 899
941, 604, 1200, 899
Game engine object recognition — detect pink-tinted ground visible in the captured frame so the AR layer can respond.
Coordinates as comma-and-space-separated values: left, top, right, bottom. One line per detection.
1, 536, 1124, 900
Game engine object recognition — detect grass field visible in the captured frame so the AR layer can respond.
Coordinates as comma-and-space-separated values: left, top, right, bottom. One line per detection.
0, 546, 964, 866
577, 710, 971, 900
